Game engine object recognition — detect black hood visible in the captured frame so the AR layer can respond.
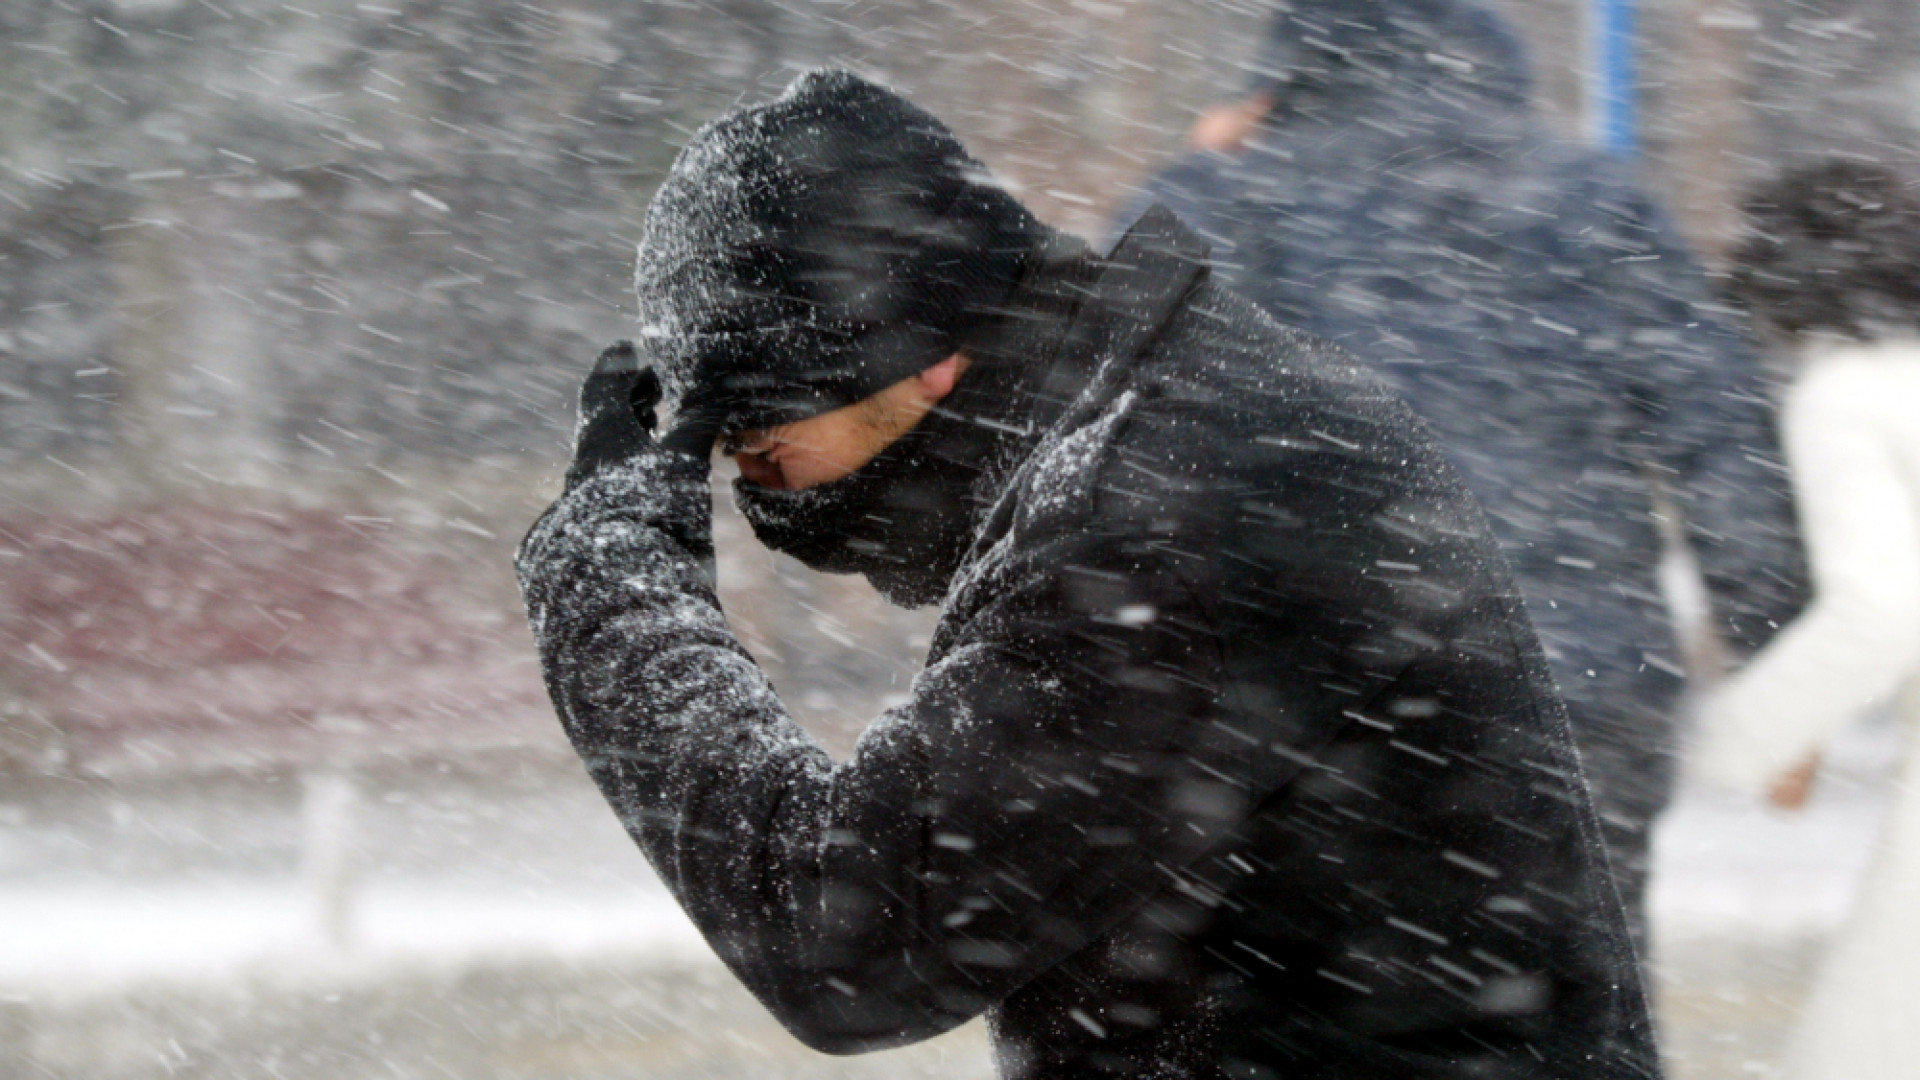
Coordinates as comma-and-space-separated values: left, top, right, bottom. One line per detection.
634, 69, 1055, 439
1247, 0, 1532, 128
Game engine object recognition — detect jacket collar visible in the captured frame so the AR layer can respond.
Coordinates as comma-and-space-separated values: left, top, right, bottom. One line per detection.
1085, 205, 1212, 372
930, 204, 1214, 508
959, 206, 1213, 551
1028, 204, 1212, 439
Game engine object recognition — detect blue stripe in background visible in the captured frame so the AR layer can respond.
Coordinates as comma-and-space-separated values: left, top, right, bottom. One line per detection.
1593, 0, 1638, 155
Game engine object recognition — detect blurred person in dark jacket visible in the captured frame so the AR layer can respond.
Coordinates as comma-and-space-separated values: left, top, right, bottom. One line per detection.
1123, 0, 1808, 949
518, 70, 1659, 1078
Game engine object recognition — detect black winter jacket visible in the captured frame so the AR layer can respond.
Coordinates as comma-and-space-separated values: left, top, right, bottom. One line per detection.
518, 209, 1658, 1079
1123, 0, 1807, 933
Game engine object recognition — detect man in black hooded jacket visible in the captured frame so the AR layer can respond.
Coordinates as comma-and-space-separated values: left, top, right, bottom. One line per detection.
518, 70, 1659, 1079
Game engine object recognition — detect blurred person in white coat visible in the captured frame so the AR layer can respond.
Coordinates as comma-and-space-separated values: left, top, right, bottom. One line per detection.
1697, 159, 1920, 1080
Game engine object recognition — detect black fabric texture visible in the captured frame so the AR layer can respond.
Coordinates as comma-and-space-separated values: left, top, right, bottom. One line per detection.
729, 425, 982, 608
634, 69, 1052, 437
552, 339, 716, 585
565, 341, 659, 491
519, 207, 1660, 1079
1125, 0, 1810, 948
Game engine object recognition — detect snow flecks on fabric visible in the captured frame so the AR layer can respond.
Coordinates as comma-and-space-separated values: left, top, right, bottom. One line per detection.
1018, 391, 1135, 525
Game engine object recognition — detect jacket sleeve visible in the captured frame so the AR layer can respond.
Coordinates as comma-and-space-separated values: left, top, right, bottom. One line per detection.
516, 458, 1232, 1054
1694, 363, 1920, 791
1591, 189, 1810, 655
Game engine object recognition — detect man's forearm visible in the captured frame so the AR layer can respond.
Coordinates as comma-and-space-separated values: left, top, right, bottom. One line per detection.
519, 458, 785, 871
517, 460, 977, 1049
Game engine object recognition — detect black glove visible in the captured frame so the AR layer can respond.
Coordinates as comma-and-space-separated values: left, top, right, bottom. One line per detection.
567, 340, 724, 488
558, 341, 719, 578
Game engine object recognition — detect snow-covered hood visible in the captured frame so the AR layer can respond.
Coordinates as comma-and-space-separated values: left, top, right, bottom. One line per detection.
1248, 0, 1532, 124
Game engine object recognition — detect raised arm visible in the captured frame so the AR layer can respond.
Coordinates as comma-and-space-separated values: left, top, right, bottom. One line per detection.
517, 353, 1235, 1052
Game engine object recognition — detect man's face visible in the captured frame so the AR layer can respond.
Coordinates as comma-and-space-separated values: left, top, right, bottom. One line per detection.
725, 354, 968, 490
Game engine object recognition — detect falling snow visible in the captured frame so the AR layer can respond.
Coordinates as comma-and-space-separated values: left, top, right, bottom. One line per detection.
4, 0, 1920, 1077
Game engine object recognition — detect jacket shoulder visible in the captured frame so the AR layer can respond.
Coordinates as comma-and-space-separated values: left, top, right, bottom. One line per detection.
1107, 281, 1503, 585
1127, 282, 1450, 474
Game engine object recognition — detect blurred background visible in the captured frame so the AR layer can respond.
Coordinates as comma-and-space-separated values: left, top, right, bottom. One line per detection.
1, 1, 1916, 1076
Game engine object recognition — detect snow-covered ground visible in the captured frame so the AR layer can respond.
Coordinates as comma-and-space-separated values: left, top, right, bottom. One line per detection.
0, 753, 994, 1079
0, 881, 706, 996
0, 721, 1897, 1078
0, 755, 704, 998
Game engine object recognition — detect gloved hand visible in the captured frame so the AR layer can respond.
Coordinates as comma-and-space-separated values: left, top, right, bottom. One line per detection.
560, 340, 720, 573
567, 340, 723, 487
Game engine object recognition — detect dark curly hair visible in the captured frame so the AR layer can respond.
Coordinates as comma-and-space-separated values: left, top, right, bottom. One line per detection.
1730, 159, 1920, 341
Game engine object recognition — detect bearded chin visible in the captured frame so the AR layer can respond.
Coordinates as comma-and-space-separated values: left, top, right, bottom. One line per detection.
731, 463, 978, 610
